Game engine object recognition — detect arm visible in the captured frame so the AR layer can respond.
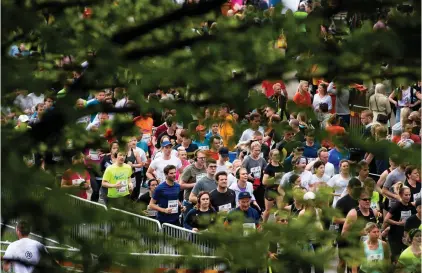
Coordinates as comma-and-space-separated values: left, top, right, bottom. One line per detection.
382, 241, 391, 263
149, 198, 170, 214
327, 95, 333, 111
183, 210, 195, 230
388, 92, 397, 105
146, 166, 156, 180
365, 153, 374, 164
101, 179, 120, 189
341, 209, 357, 236
384, 212, 405, 226
61, 179, 75, 188
189, 184, 199, 204
327, 82, 337, 95
262, 173, 270, 186
376, 170, 388, 188
381, 187, 400, 201
179, 168, 195, 190
132, 151, 145, 168
305, 160, 315, 171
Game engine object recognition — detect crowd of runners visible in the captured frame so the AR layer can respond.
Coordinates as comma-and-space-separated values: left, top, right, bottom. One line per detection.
3, 0, 421, 273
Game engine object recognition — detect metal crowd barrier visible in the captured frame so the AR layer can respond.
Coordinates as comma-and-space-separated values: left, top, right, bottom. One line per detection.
349, 105, 368, 137
162, 223, 215, 256
109, 208, 162, 253
67, 195, 109, 242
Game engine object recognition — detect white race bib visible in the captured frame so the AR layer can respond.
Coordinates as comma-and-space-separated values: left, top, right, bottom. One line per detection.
89, 149, 99, 160
117, 180, 128, 193
72, 178, 85, 186
250, 166, 261, 178
400, 210, 412, 222
198, 146, 209, 151
367, 253, 382, 262
168, 200, 179, 214
414, 192, 421, 201
243, 223, 256, 236
218, 203, 232, 212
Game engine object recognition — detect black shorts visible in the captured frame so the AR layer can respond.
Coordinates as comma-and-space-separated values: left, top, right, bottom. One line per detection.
265, 188, 279, 201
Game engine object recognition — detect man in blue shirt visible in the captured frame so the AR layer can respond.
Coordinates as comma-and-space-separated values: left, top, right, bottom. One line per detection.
328, 144, 350, 174
225, 192, 261, 230
149, 165, 185, 226
86, 90, 106, 122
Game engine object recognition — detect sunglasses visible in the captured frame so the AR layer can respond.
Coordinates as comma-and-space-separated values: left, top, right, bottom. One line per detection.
277, 219, 288, 223
360, 198, 371, 201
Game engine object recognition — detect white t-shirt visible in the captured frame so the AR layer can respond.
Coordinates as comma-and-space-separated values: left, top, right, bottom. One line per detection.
327, 174, 351, 207
149, 155, 182, 182
134, 147, 148, 173
309, 174, 331, 186
307, 160, 335, 178
3, 238, 46, 273
153, 149, 178, 160
312, 94, 332, 111
397, 87, 411, 107
280, 170, 313, 190
238, 127, 265, 143
229, 181, 256, 203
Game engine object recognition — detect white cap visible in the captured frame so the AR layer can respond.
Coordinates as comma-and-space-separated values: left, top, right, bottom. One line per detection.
303, 191, 316, 201
18, 115, 29, 123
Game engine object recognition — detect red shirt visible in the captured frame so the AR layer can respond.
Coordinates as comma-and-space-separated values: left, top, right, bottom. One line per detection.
154, 123, 168, 139
293, 91, 312, 107
206, 150, 219, 161
392, 134, 421, 144
262, 80, 287, 97
322, 125, 346, 148
62, 169, 91, 199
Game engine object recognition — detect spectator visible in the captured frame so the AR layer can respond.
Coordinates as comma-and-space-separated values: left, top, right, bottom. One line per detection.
293, 80, 312, 107
369, 83, 392, 122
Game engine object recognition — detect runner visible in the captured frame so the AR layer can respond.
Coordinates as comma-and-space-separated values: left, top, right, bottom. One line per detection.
209, 171, 236, 213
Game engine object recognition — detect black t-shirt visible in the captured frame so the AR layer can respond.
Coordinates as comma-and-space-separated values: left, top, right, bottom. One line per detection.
404, 179, 421, 203
335, 194, 358, 233
388, 202, 417, 238
157, 131, 178, 147
210, 188, 236, 212
404, 214, 421, 232
263, 163, 284, 190
137, 191, 151, 206
184, 208, 216, 230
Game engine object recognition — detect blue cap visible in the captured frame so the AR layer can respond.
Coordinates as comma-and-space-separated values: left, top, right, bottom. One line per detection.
238, 191, 252, 200
161, 141, 172, 147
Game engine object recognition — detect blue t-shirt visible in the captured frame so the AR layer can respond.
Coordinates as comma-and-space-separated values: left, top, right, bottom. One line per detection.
328, 148, 350, 173
86, 99, 100, 122
193, 139, 210, 150
136, 140, 149, 153
227, 207, 260, 225
303, 142, 321, 160
205, 132, 221, 140
152, 182, 181, 223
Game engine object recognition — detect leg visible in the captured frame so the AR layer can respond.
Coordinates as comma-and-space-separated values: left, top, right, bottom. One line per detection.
263, 197, 274, 223
130, 172, 143, 200
90, 176, 100, 202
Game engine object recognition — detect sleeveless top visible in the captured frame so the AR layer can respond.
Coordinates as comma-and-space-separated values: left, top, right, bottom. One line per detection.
361, 239, 384, 273
126, 148, 137, 172
291, 202, 302, 217
357, 206, 377, 242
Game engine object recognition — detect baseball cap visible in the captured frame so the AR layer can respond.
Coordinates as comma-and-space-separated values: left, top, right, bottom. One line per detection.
196, 125, 206, 132
219, 147, 229, 157
303, 191, 316, 201
18, 115, 29, 123
161, 141, 172, 147
238, 191, 252, 200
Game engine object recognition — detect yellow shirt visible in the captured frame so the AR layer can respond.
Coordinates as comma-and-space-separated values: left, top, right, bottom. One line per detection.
103, 164, 132, 198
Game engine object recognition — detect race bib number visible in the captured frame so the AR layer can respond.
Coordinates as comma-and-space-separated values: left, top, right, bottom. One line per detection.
117, 180, 128, 193
198, 145, 209, 151
72, 178, 85, 186
250, 167, 261, 178
195, 173, 206, 182
89, 149, 100, 160
370, 202, 378, 210
367, 253, 382, 262
400, 210, 412, 222
168, 200, 179, 214
218, 203, 232, 212
243, 223, 256, 236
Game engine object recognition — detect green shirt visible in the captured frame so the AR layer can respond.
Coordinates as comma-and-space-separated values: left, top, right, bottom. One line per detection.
398, 246, 421, 273
103, 164, 132, 198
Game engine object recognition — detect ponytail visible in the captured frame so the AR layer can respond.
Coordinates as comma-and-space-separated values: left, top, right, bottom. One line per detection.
393, 181, 409, 195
